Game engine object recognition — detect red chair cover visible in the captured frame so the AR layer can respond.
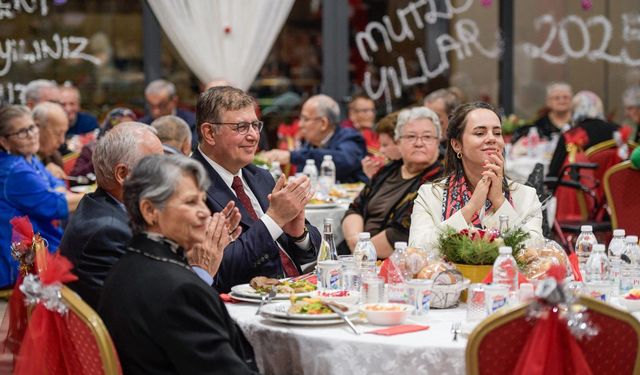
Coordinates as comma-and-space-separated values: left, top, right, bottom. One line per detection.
605, 162, 640, 235
476, 315, 535, 375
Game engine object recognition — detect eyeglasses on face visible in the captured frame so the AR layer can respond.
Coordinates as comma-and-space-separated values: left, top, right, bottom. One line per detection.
399, 134, 438, 144
3, 124, 39, 139
210, 121, 263, 135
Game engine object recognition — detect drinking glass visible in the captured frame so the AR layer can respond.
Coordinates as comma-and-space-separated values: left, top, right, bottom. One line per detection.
484, 284, 509, 315
466, 283, 487, 321
406, 279, 433, 318
339, 256, 361, 292
361, 275, 385, 304
317, 260, 341, 290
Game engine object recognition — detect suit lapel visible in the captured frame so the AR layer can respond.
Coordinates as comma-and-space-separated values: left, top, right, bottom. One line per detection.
241, 166, 270, 213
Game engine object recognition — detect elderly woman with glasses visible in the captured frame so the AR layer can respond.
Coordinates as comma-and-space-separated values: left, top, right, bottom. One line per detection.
409, 102, 543, 248
0, 105, 82, 288
99, 154, 258, 374
340, 107, 444, 258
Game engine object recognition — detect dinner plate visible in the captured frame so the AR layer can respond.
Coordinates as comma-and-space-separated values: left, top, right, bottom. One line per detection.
305, 202, 339, 209
70, 184, 97, 193
227, 292, 269, 304
260, 302, 358, 320
230, 283, 314, 300
261, 315, 346, 326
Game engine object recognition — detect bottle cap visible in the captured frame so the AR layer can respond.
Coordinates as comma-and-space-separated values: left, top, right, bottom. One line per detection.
581, 225, 593, 232
358, 232, 371, 240
323, 218, 334, 225
613, 229, 625, 237
592, 244, 605, 252
394, 242, 407, 250
323, 155, 333, 160
627, 235, 639, 243
306, 159, 315, 165
499, 246, 512, 254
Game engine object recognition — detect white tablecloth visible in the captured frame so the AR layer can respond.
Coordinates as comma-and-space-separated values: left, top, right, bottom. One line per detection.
226, 303, 470, 375
305, 204, 349, 245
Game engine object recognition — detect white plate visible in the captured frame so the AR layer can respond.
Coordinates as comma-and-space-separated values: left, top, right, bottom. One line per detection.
227, 292, 268, 304
70, 185, 96, 193
261, 315, 346, 326
230, 283, 314, 300
306, 202, 339, 209
260, 301, 357, 320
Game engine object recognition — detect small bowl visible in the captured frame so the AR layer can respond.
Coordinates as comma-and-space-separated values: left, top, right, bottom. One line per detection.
360, 303, 414, 326
311, 290, 360, 305
621, 296, 640, 312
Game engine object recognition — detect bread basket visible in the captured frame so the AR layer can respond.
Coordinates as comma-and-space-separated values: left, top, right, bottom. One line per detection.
430, 269, 470, 309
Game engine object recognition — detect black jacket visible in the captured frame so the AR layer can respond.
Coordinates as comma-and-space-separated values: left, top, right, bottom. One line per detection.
99, 234, 258, 375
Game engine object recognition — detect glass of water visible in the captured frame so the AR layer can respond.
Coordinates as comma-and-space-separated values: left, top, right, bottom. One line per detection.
361, 275, 385, 304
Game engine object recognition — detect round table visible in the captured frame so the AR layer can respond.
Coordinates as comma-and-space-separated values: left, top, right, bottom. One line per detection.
305, 204, 349, 245
226, 302, 471, 375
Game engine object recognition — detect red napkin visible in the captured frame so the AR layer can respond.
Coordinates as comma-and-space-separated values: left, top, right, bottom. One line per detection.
219, 293, 240, 304
366, 324, 429, 336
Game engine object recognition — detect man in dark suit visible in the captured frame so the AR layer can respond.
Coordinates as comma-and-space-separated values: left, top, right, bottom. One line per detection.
139, 79, 198, 149
262, 94, 368, 183
193, 86, 321, 292
58, 123, 164, 309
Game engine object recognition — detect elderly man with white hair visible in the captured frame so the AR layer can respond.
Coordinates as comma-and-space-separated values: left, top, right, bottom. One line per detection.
264, 94, 368, 183
140, 79, 198, 149
512, 82, 573, 143
32, 101, 69, 179
23, 79, 60, 108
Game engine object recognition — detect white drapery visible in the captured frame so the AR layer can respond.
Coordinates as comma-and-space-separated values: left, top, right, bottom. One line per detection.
148, 0, 294, 91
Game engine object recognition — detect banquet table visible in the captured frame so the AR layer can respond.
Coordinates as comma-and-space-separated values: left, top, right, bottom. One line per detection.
226, 302, 470, 375
304, 203, 349, 245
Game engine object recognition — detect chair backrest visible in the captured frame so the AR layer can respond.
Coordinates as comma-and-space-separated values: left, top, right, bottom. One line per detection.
466, 303, 533, 375
61, 286, 122, 375
604, 161, 640, 234
575, 297, 640, 375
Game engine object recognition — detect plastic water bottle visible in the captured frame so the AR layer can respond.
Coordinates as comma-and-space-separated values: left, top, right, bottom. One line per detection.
269, 161, 283, 182
387, 242, 407, 303
353, 232, 377, 276
584, 244, 610, 281
493, 246, 518, 292
623, 236, 640, 265
575, 225, 597, 272
318, 155, 336, 199
316, 218, 339, 290
302, 159, 318, 193
609, 229, 626, 291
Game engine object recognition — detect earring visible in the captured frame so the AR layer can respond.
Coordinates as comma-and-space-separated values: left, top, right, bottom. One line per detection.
456, 151, 462, 159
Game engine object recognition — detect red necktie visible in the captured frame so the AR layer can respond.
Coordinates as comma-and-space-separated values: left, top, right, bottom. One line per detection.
231, 176, 299, 277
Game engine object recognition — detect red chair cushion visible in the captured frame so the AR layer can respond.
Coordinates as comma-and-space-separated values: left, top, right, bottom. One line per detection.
477, 317, 534, 375
66, 311, 105, 375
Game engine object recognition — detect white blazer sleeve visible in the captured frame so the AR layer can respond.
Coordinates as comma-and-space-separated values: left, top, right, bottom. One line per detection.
483, 183, 543, 240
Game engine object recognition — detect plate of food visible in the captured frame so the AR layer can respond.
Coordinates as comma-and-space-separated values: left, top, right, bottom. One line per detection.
260, 297, 357, 321
306, 198, 338, 209
230, 276, 316, 300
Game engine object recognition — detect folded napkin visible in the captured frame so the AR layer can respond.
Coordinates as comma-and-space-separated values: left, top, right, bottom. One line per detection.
366, 324, 429, 336
219, 293, 240, 304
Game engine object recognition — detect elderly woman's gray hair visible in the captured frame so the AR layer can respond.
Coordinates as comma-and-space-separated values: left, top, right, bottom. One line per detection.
394, 107, 442, 141
309, 94, 340, 127
123, 154, 210, 234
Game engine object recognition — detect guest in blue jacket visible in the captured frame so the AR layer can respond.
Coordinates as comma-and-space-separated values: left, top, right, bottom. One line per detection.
0, 105, 77, 288
263, 94, 368, 183
60, 84, 99, 137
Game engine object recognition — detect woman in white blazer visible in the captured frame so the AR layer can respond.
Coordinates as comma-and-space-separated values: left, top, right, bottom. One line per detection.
409, 102, 543, 249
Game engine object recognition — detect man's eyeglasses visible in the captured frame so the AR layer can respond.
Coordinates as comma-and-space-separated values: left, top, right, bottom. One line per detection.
399, 134, 438, 145
211, 121, 263, 135
2, 124, 38, 139
351, 108, 375, 114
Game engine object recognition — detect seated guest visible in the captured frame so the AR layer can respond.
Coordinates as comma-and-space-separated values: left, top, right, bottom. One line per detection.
33, 102, 70, 180
409, 102, 543, 248
263, 94, 368, 183
345, 94, 379, 152
59, 83, 99, 137
361, 111, 401, 179
424, 88, 461, 158
192, 86, 320, 292
23, 79, 60, 108
140, 79, 198, 149
547, 91, 619, 178
511, 82, 573, 143
0, 105, 76, 288
341, 107, 444, 257
70, 107, 137, 177
99, 154, 258, 374
622, 85, 640, 142
151, 115, 193, 155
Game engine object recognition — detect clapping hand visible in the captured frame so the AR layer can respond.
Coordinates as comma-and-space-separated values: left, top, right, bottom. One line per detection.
266, 175, 311, 229
483, 151, 506, 209
187, 213, 228, 277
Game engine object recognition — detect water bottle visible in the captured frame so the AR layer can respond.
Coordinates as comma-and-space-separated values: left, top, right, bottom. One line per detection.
353, 232, 377, 276
269, 161, 283, 182
527, 127, 541, 158
623, 236, 640, 265
584, 244, 610, 282
493, 246, 518, 292
609, 229, 626, 291
575, 225, 597, 272
316, 218, 339, 290
302, 159, 318, 193
387, 242, 407, 303
318, 155, 336, 199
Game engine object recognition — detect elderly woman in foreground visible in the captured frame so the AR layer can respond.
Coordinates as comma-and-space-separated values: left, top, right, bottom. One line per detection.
409, 102, 543, 248
99, 155, 258, 374
341, 107, 445, 258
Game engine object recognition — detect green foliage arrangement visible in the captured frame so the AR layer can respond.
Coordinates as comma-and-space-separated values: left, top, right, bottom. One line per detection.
437, 226, 529, 266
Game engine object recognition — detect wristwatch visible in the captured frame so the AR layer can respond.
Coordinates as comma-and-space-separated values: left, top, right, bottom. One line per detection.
290, 227, 309, 242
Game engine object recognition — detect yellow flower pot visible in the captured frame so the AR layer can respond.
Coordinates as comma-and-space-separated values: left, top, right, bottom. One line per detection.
454, 263, 493, 302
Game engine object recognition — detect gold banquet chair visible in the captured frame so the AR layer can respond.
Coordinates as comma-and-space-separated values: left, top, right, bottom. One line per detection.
59, 286, 122, 375
466, 297, 640, 375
